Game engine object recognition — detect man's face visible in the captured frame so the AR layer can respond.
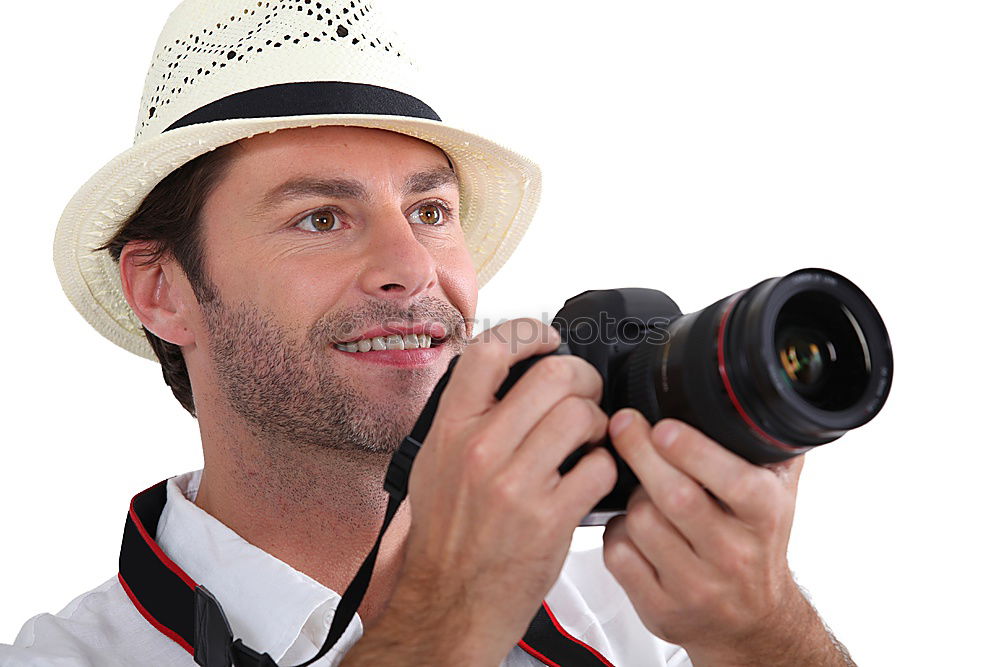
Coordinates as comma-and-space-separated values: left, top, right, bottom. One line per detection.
189, 125, 477, 453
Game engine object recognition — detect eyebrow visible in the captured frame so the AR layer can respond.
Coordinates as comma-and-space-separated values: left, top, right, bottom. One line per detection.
403, 166, 459, 195
253, 166, 459, 216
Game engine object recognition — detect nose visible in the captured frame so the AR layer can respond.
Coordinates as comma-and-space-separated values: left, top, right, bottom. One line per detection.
358, 212, 438, 299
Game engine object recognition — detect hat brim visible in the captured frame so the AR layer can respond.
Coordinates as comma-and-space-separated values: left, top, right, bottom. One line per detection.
53, 114, 541, 361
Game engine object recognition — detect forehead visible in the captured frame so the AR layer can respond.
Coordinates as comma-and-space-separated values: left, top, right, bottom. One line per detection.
226, 125, 453, 179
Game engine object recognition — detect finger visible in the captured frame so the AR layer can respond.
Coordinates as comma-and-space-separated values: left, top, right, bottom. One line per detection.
509, 396, 608, 483
473, 354, 603, 460
622, 487, 705, 581
602, 514, 661, 592
488, 352, 603, 427
437, 318, 561, 418
647, 418, 789, 524
608, 409, 732, 551
552, 446, 618, 525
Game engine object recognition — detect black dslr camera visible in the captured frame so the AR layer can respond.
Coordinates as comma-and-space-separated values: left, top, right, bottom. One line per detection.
395, 267, 893, 525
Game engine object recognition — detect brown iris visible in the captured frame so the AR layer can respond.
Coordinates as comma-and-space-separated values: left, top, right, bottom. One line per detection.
415, 204, 441, 225
310, 210, 338, 231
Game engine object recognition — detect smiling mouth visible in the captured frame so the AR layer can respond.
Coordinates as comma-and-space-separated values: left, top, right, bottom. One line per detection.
334, 333, 445, 353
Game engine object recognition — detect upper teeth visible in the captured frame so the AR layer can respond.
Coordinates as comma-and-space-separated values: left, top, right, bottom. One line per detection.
336, 334, 434, 353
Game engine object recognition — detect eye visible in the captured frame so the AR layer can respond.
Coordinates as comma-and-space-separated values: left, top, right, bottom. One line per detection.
295, 209, 343, 232
409, 202, 449, 226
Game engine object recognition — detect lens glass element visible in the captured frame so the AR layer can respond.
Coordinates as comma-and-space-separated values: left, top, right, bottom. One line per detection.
774, 292, 871, 411
777, 327, 832, 388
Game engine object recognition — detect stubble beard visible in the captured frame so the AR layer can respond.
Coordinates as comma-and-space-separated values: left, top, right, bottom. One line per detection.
201, 293, 468, 455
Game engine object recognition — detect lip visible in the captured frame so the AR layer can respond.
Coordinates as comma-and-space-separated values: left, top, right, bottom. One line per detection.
330, 343, 446, 368
337, 322, 449, 345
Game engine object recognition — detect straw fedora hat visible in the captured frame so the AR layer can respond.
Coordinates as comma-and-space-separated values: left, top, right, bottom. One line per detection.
53, 0, 541, 361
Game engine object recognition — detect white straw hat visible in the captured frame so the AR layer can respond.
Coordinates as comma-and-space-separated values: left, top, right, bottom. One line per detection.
53, 0, 541, 361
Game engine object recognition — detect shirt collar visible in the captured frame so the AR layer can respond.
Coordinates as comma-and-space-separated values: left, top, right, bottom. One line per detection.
153, 470, 348, 661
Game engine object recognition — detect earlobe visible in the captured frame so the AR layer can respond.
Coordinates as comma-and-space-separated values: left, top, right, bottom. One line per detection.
119, 242, 197, 347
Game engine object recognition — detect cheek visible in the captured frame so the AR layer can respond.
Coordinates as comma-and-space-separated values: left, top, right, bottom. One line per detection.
435, 245, 478, 330
216, 249, 356, 331
269, 259, 355, 321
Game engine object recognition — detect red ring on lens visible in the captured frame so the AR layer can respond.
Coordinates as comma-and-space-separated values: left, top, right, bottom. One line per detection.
716, 292, 806, 453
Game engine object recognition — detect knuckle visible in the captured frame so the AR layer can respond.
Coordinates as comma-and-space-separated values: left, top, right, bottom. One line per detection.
665, 483, 699, 514
587, 447, 618, 487
467, 337, 509, 363
492, 317, 554, 352
757, 513, 782, 536
572, 355, 604, 390
556, 396, 596, 428
722, 541, 758, 576
510, 317, 547, 338
570, 448, 618, 502
625, 498, 657, 533
729, 469, 769, 505
625, 487, 648, 513
461, 433, 493, 474
648, 420, 685, 461
591, 412, 611, 442
492, 472, 522, 506
532, 355, 574, 388
661, 421, 696, 457
758, 473, 785, 505
602, 538, 631, 573
755, 490, 788, 533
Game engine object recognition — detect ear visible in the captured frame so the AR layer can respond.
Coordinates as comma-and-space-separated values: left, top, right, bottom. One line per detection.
119, 242, 198, 347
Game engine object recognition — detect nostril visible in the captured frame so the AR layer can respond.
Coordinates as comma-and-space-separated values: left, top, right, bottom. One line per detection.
380, 283, 405, 292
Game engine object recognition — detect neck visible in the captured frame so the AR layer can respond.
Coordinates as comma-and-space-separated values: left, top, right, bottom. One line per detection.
194, 400, 409, 625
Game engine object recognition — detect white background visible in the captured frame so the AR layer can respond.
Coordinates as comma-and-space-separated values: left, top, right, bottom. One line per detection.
1, 1, 997, 665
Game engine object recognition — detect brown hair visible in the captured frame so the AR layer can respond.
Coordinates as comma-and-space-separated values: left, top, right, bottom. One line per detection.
98, 143, 239, 416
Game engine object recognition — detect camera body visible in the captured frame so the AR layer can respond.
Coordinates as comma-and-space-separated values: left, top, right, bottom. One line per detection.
538, 287, 684, 525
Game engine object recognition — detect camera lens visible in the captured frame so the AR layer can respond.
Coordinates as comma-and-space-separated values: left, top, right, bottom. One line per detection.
773, 291, 871, 411
615, 268, 892, 469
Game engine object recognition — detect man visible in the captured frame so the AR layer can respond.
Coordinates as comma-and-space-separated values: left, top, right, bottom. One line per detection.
2, 1, 855, 665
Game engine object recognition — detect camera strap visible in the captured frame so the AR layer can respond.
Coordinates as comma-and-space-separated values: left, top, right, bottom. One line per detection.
119, 473, 614, 666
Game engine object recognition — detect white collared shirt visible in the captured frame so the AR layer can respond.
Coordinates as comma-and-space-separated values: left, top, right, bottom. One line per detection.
1, 471, 690, 666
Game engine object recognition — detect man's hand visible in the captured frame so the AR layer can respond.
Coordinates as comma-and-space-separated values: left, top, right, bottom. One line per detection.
344, 319, 618, 666
603, 409, 856, 666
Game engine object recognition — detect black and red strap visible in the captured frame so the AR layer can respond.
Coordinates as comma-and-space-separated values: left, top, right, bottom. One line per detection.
119, 480, 276, 666
119, 480, 197, 655
119, 479, 613, 667
522, 602, 615, 667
